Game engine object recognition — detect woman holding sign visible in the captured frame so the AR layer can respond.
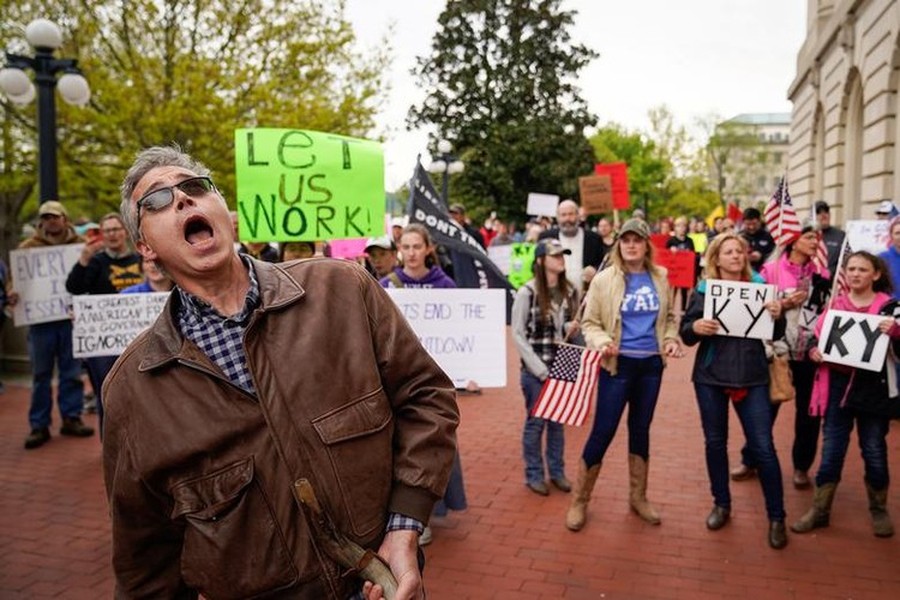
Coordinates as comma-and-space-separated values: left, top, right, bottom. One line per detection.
792, 251, 899, 538
380, 223, 466, 546
566, 219, 682, 531
732, 222, 831, 489
680, 233, 788, 549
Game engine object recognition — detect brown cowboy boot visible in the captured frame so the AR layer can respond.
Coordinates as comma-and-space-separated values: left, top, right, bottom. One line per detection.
791, 482, 837, 533
628, 454, 661, 525
866, 483, 894, 538
565, 460, 602, 532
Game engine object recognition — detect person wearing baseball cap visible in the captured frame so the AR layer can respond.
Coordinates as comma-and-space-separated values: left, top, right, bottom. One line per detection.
364, 235, 397, 279
10, 201, 93, 449
512, 237, 578, 496
566, 217, 682, 531
447, 203, 485, 248
876, 200, 898, 220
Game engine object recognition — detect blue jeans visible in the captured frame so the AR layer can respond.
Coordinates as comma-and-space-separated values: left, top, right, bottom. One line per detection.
815, 371, 890, 490
521, 370, 565, 484
582, 355, 663, 466
740, 360, 820, 471
695, 383, 785, 520
86, 355, 117, 437
27, 321, 84, 429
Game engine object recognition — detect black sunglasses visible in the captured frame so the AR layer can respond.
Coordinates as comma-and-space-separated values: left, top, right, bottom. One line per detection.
136, 176, 215, 230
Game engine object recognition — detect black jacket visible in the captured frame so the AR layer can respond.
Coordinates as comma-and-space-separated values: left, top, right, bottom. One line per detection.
66, 251, 143, 295
538, 228, 605, 270
741, 228, 776, 271
680, 286, 786, 388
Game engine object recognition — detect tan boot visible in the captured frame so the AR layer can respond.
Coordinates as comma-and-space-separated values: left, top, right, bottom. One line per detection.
791, 482, 837, 533
565, 460, 601, 532
628, 454, 661, 525
866, 483, 894, 538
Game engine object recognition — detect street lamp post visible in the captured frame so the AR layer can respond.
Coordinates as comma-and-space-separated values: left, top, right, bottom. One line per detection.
0, 18, 91, 203
427, 139, 465, 205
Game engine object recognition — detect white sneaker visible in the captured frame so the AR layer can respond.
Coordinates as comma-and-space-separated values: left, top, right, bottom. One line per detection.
418, 526, 433, 546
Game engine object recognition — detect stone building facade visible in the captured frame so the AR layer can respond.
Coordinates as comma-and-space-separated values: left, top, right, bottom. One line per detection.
717, 113, 791, 208
788, 0, 900, 222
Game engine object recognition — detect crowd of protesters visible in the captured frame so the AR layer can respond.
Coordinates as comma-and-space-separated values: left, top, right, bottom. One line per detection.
2, 181, 897, 595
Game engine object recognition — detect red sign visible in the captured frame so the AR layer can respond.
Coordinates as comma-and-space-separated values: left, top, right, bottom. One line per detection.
650, 233, 670, 251
594, 162, 629, 210
656, 250, 696, 289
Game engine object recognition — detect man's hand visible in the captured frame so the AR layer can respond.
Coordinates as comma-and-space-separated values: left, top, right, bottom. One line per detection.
79, 238, 104, 266
362, 529, 422, 600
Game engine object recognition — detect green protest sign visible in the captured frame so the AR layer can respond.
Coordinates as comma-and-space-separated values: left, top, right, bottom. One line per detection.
234, 128, 385, 241
508, 242, 536, 289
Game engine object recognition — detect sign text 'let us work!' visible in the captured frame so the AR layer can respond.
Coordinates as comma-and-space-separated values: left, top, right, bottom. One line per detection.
235, 129, 385, 241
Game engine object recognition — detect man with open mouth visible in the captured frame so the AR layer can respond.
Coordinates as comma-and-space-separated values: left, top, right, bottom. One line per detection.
102, 145, 459, 600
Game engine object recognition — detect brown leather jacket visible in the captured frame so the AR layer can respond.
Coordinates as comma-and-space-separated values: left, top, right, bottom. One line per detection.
102, 258, 459, 599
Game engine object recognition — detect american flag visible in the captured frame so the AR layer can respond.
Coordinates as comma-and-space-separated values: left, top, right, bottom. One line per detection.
809, 204, 829, 273
830, 238, 853, 301
764, 177, 802, 247
813, 237, 829, 272
531, 344, 603, 426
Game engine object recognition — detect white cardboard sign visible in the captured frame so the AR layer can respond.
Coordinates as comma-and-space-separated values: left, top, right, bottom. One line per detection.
702, 279, 778, 340
72, 292, 170, 358
526, 193, 560, 217
10, 244, 84, 326
487, 244, 513, 275
385, 288, 506, 387
846, 220, 889, 254
817, 310, 889, 372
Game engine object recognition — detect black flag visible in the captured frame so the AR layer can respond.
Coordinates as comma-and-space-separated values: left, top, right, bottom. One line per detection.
406, 161, 514, 319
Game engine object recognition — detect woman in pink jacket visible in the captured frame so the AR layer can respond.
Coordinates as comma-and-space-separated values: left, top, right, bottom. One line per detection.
792, 251, 898, 537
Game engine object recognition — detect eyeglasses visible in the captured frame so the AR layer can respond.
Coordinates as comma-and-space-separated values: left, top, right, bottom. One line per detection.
136, 176, 215, 230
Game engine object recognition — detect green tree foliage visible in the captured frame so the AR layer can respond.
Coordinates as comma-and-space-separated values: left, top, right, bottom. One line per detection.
1, 0, 385, 256
589, 125, 667, 220
700, 115, 764, 208
408, 0, 597, 222
589, 116, 719, 223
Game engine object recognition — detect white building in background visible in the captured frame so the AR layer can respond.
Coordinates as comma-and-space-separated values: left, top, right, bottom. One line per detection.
788, 0, 900, 223
717, 113, 791, 208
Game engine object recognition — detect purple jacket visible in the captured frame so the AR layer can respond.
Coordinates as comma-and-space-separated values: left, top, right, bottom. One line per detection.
380, 266, 457, 289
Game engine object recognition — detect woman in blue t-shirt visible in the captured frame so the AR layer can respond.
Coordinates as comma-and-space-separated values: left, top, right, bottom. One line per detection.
566, 218, 682, 532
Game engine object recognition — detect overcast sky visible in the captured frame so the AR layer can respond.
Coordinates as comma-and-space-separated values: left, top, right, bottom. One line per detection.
345, 0, 808, 189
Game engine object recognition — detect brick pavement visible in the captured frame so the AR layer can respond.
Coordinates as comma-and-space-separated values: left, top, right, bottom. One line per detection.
1, 335, 898, 599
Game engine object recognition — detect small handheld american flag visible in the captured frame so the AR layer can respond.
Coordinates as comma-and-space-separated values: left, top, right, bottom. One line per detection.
531, 343, 603, 426
764, 177, 802, 247
829, 237, 853, 302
